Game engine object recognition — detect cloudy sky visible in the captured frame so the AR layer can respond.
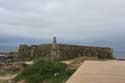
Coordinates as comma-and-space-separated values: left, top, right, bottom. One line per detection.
0, 0, 125, 54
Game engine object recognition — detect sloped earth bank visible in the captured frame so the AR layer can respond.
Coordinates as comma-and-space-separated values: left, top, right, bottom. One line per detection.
62, 56, 98, 69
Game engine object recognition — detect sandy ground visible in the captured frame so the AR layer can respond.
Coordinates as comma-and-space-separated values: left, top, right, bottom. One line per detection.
14, 61, 33, 65
0, 61, 33, 82
0, 74, 17, 81
67, 60, 125, 83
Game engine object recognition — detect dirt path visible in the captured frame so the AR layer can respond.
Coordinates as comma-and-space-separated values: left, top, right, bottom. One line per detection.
14, 61, 33, 65
0, 74, 17, 81
67, 60, 125, 83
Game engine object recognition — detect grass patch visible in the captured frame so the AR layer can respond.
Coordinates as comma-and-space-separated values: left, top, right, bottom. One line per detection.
16, 59, 76, 83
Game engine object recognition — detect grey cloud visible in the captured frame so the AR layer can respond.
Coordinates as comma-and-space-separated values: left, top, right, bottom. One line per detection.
0, 0, 125, 43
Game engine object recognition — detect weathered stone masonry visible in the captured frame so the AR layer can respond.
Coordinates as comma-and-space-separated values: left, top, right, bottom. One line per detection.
18, 37, 114, 60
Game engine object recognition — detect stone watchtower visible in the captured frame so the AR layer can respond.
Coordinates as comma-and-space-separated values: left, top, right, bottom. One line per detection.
50, 36, 59, 59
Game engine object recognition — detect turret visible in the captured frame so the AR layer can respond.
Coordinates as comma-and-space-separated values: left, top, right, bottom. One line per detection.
50, 36, 59, 60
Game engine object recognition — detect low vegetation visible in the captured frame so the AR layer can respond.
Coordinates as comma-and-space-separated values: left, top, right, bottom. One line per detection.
16, 59, 76, 83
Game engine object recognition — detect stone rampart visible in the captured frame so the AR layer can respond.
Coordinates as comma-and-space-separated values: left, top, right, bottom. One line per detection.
18, 44, 113, 60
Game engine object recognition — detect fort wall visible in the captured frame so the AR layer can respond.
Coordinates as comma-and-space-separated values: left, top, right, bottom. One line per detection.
18, 44, 113, 60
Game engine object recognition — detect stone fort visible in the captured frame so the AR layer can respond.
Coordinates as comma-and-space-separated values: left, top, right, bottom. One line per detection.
18, 37, 113, 60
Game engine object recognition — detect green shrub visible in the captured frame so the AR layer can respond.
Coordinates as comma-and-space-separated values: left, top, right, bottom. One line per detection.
16, 59, 75, 83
